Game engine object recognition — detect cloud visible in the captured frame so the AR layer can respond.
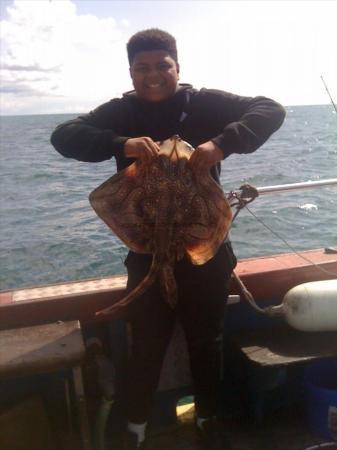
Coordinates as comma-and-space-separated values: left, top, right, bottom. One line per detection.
0, 0, 130, 115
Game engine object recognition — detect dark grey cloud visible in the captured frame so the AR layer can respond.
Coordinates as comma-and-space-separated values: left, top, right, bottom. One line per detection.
0, 63, 61, 72
0, 81, 63, 97
0, 83, 44, 95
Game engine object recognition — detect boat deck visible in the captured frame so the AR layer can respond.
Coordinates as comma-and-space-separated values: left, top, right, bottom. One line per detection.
103, 401, 332, 450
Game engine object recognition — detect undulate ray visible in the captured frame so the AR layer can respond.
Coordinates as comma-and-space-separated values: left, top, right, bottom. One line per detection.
89, 136, 232, 316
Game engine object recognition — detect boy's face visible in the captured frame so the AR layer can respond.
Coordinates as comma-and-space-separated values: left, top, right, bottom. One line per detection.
129, 50, 180, 102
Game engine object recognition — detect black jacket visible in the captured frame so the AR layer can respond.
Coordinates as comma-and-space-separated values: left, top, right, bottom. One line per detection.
51, 84, 285, 179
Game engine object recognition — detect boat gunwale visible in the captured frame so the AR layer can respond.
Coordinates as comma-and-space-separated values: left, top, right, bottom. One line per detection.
0, 248, 336, 330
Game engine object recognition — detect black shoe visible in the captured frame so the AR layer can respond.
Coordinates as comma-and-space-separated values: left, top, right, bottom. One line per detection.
123, 430, 147, 450
196, 417, 232, 450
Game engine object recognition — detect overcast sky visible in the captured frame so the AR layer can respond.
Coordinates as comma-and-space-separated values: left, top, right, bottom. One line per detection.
0, 0, 336, 115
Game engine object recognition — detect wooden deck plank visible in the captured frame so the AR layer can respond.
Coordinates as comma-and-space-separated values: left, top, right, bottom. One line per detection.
0, 320, 84, 377
231, 326, 337, 367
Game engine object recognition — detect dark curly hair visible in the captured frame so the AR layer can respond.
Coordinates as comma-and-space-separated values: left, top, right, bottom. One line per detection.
127, 28, 178, 64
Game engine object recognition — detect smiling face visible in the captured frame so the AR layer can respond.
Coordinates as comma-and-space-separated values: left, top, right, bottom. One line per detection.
129, 50, 180, 103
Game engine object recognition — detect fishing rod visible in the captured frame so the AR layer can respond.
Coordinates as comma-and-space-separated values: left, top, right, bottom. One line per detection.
321, 75, 337, 114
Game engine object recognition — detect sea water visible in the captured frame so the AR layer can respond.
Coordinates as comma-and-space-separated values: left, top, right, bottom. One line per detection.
0, 105, 336, 290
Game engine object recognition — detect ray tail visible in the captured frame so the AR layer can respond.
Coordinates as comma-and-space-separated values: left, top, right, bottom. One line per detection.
95, 254, 161, 317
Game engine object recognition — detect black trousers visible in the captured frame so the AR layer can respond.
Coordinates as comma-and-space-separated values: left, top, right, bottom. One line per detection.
124, 242, 237, 424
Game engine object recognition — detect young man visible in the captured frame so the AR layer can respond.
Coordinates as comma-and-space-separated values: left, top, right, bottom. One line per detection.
51, 29, 285, 449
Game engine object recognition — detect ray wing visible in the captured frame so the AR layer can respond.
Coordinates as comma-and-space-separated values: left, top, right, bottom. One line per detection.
180, 175, 232, 265
89, 162, 154, 254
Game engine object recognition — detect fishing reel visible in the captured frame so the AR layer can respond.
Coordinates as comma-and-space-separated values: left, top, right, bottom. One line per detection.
227, 183, 259, 215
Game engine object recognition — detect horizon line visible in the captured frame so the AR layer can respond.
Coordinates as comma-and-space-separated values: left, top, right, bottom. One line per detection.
0, 103, 334, 118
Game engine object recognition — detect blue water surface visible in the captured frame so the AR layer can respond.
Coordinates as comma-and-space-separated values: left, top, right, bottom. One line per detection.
0, 105, 336, 290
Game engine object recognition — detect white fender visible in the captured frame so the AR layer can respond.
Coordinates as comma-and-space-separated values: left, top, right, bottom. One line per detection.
282, 279, 337, 331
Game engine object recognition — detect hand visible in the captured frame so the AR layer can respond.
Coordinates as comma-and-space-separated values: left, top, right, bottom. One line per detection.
124, 137, 160, 163
189, 140, 223, 175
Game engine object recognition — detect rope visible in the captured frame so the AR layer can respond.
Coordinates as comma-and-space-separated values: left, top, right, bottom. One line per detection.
231, 270, 283, 316
226, 185, 276, 315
